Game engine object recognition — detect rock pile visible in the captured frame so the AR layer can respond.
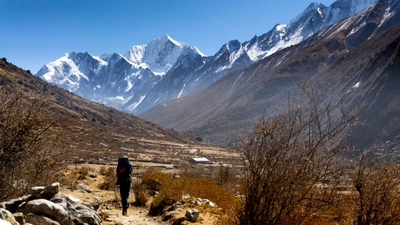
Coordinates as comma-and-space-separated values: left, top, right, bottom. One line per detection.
161, 196, 218, 224
0, 182, 102, 225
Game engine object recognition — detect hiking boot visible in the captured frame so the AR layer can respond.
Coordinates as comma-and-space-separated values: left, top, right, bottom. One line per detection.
122, 209, 127, 216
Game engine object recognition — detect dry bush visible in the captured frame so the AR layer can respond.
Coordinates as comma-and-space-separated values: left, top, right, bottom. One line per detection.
98, 167, 116, 190
131, 179, 148, 207
351, 152, 400, 225
212, 164, 236, 185
62, 165, 94, 185
99, 166, 107, 175
0, 94, 66, 200
77, 165, 90, 180
141, 169, 170, 191
235, 86, 360, 225
147, 171, 236, 216
179, 163, 207, 178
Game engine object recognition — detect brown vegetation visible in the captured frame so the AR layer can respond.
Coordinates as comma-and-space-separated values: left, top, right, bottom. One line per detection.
0, 94, 66, 200
0, 57, 236, 168
352, 152, 400, 224
231, 86, 359, 225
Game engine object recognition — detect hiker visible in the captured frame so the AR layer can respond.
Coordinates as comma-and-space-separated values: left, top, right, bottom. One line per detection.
116, 155, 132, 216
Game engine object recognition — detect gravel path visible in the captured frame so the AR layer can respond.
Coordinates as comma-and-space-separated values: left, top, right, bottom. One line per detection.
103, 208, 168, 225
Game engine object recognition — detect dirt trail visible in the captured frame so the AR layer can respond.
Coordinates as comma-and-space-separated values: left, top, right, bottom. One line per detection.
103, 207, 167, 225
62, 165, 217, 225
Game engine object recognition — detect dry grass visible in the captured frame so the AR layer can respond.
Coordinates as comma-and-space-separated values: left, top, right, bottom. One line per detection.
145, 170, 237, 217
98, 167, 116, 190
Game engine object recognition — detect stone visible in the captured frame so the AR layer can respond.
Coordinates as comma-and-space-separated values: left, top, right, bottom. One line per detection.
1, 195, 34, 213
74, 182, 92, 193
12, 213, 25, 225
185, 209, 200, 222
28, 186, 46, 197
0, 219, 11, 225
0, 209, 18, 225
195, 198, 202, 205
24, 199, 73, 225
203, 199, 217, 207
51, 194, 102, 225
29, 182, 60, 199
26, 213, 60, 225
44, 182, 60, 197
74, 204, 102, 225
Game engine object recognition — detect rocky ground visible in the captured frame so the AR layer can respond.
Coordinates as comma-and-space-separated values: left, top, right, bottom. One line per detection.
0, 164, 221, 225
61, 165, 218, 225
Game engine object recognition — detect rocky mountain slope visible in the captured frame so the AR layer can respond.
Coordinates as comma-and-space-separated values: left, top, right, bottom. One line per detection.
0, 58, 219, 163
35, 35, 205, 114
35, 0, 375, 115
141, 0, 400, 150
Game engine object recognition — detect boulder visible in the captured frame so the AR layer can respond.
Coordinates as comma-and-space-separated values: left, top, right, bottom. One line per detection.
24, 199, 73, 225
28, 182, 60, 199
0, 209, 18, 225
51, 194, 102, 225
43, 182, 60, 197
1, 183, 101, 225
1, 196, 34, 213
0, 219, 11, 225
26, 213, 60, 225
72, 203, 101, 225
12, 213, 25, 225
185, 209, 200, 222
74, 182, 92, 193
28, 186, 46, 197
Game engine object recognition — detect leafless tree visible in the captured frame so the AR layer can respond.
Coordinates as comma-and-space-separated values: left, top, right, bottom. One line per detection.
0, 94, 66, 200
236, 86, 360, 225
352, 151, 400, 225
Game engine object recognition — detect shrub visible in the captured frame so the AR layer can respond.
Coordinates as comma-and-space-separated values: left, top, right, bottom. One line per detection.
0, 94, 66, 200
98, 167, 116, 190
77, 165, 90, 179
99, 166, 107, 175
213, 164, 235, 185
179, 163, 207, 178
131, 179, 148, 207
236, 85, 360, 225
352, 152, 400, 224
147, 170, 236, 216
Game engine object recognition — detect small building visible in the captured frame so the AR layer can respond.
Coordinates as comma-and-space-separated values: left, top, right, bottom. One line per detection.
190, 157, 210, 164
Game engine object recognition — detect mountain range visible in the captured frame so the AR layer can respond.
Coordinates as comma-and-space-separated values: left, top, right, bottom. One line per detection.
142, 0, 400, 150
0, 58, 218, 164
36, 0, 376, 115
34, 0, 400, 151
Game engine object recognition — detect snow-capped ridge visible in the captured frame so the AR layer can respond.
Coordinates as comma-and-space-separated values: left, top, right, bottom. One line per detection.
35, 0, 384, 116
124, 34, 205, 74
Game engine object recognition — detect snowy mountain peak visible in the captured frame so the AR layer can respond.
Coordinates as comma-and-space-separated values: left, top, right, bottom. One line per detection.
158, 34, 182, 47
349, 0, 377, 14
124, 34, 205, 74
226, 40, 241, 53
35, 0, 382, 116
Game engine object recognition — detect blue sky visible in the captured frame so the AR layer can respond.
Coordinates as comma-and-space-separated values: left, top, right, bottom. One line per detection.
1, 0, 335, 73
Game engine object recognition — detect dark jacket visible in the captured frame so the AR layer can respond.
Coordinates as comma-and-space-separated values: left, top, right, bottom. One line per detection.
116, 156, 132, 183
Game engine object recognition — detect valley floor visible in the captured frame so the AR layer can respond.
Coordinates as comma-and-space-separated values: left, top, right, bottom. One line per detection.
62, 164, 218, 225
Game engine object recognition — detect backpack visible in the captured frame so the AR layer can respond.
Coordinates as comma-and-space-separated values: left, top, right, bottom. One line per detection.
117, 156, 132, 183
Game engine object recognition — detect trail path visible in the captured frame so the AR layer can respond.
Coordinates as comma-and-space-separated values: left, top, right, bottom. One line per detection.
104, 209, 167, 225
